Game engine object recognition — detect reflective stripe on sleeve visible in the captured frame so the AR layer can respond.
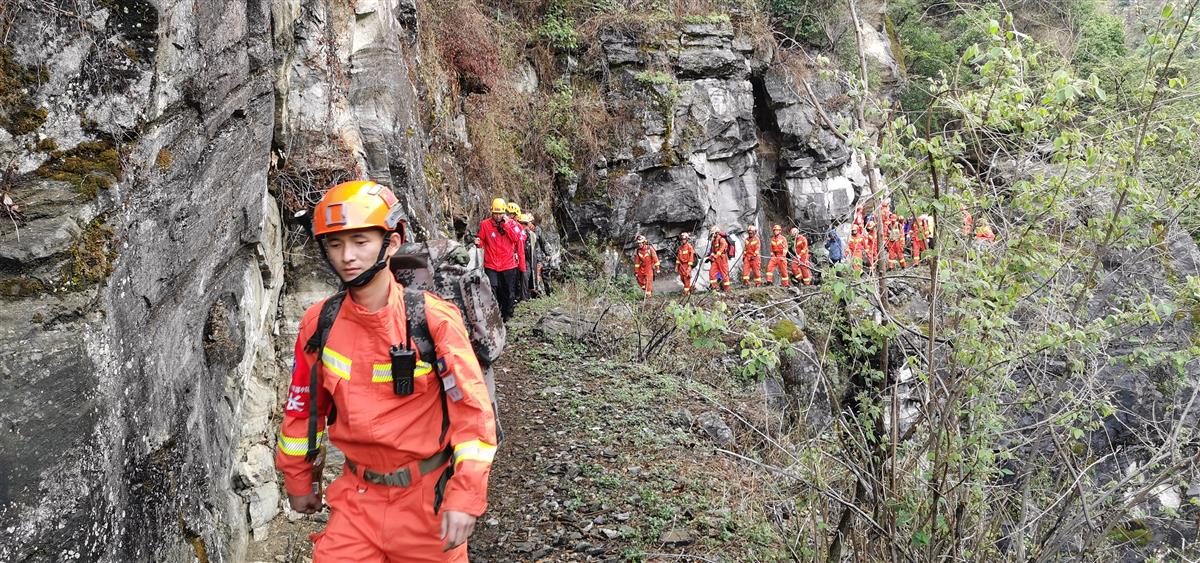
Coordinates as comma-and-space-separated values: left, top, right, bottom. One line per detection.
278, 431, 324, 457
453, 439, 497, 466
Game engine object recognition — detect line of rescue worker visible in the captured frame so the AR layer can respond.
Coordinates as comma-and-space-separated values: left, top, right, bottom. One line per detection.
475, 197, 552, 322
633, 199, 998, 299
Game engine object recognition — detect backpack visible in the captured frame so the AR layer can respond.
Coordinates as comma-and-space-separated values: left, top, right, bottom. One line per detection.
722, 234, 736, 258
389, 239, 506, 366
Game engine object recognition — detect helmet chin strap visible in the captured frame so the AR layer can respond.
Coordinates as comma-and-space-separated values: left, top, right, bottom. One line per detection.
317, 233, 393, 289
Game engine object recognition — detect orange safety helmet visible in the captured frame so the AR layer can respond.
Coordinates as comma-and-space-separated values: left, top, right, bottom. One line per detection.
313, 180, 405, 238
772, 224, 782, 233
312, 180, 406, 287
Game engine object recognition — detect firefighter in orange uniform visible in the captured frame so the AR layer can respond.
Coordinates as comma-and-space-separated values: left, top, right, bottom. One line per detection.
848, 224, 867, 273
864, 217, 878, 270
276, 180, 497, 563
886, 215, 907, 269
676, 233, 697, 295
707, 230, 732, 292
742, 225, 763, 286
633, 235, 661, 299
911, 215, 929, 265
765, 224, 790, 286
790, 227, 813, 286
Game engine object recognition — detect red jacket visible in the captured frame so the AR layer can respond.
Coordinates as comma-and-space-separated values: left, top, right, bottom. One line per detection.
478, 217, 522, 271
516, 225, 528, 272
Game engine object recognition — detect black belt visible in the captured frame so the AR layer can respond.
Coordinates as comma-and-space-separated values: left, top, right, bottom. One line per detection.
346, 447, 452, 488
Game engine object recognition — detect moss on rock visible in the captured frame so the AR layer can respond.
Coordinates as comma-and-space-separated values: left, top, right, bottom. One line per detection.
59, 217, 118, 289
0, 48, 50, 136
36, 140, 124, 198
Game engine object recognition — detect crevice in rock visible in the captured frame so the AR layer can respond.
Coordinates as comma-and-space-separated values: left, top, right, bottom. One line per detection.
750, 74, 789, 228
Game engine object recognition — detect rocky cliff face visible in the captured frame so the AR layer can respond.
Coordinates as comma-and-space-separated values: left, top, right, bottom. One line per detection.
1, 2, 275, 561
560, 17, 898, 257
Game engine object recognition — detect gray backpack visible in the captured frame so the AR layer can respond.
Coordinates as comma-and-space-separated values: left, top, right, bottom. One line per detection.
389, 239, 506, 366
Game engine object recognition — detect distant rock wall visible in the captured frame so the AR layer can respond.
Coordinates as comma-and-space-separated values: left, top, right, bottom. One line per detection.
561, 17, 899, 260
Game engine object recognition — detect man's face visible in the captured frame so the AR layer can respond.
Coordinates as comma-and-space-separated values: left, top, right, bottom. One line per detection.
323, 229, 387, 282
493, 212, 505, 222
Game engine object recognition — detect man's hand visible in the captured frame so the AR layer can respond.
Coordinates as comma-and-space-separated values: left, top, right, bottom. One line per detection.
288, 492, 322, 514
441, 510, 477, 551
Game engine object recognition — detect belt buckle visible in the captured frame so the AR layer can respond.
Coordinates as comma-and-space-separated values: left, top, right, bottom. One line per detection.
363, 467, 411, 487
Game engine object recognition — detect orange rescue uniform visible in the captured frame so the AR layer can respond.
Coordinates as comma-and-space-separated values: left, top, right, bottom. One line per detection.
791, 235, 813, 285
849, 233, 867, 272
742, 235, 763, 285
708, 234, 732, 292
911, 218, 928, 265
633, 245, 660, 298
886, 222, 906, 269
766, 234, 790, 286
276, 278, 497, 562
677, 242, 697, 294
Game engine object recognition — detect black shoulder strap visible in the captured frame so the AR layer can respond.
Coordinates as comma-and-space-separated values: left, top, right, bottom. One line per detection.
305, 291, 346, 463
403, 288, 451, 445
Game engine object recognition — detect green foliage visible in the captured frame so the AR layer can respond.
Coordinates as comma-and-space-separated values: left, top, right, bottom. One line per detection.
539, 80, 583, 180
736, 324, 787, 381
536, 13, 580, 51
1073, 11, 1127, 73
888, 0, 999, 121
633, 71, 680, 127
669, 301, 729, 351
768, 0, 842, 48
1107, 520, 1153, 547
633, 70, 674, 87
682, 13, 730, 25
543, 135, 576, 178
769, 318, 805, 343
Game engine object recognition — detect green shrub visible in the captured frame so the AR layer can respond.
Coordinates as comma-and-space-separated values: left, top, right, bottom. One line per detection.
537, 13, 580, 51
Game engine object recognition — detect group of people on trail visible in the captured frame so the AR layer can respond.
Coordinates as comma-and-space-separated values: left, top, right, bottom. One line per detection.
474, 197, 552, 321
631, 199, 999, 300
844, 200, 935, 273
635, 225, 818, 299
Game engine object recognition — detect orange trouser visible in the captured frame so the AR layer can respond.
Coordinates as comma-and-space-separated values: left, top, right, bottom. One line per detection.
636, 269, 654, 296
709, 257, 731, 291
765, 256, 789, 286
887, 241, 905, 268
313, 464, 466, 563
911, 239, 926, 263
791, 260, 812, 285
678, 264, 693, 293
743, 256, 762, 284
